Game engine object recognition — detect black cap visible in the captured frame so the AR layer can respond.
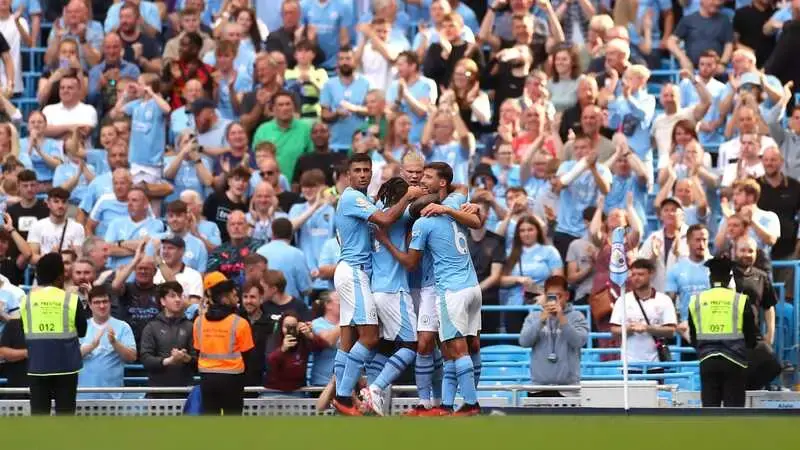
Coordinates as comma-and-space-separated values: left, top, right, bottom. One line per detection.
470, 163, 498, 185
162, 235, 185, 249
659, 197, 683, 211
191, 98, 216, 115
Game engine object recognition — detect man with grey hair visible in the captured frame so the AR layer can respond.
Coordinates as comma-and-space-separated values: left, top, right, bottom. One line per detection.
179, 189, 221, 251
81, 237, 114, 285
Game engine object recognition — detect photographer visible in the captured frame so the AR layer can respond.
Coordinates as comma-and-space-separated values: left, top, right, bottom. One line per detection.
265, 311, 328, 394
519, 275, 588, 396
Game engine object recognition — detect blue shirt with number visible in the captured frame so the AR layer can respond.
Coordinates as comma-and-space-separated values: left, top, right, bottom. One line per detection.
372, 204, 411, 294
410, 214, 478, 293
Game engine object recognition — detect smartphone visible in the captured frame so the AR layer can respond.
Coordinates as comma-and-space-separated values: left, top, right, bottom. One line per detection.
546, 294, 558, 304
59, 58, 70, 70
286, 323, 297, 337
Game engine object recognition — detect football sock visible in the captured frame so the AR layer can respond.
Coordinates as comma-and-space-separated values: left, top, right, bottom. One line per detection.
432, 348, 444, 402
470, 351, 482, 389
455, 355, 477, 405
366, 353, 388, 386
442, 360, 457, 408
336, 342, 374, 399
334, 349, 347, 389
375, 347, 415, 390
414, 352, 434, 405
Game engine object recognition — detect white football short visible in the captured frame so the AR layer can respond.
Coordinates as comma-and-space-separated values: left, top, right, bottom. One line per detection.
334, 262, 378, 326
437, 285, 482, 342
411, 285, 439, 333
374, 291, 417, 342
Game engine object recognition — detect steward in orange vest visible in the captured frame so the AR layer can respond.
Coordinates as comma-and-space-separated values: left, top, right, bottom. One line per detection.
194, 272, 254, 415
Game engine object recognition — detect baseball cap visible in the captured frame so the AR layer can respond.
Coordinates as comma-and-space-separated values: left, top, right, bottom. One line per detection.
191, 98, 216, 115
659, 197, 683, 211
204, 271, 231, 291
739, 72, 761, 88
162, 235, 185, 249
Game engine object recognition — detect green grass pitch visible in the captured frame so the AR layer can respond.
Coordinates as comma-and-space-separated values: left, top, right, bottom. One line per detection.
0, 416, 796, 449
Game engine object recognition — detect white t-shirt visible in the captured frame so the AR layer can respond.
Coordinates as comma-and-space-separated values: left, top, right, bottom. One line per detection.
360, 41, 399, 91
720, 161, 765, 188
27, 217, 85, 254
0, 16, 28, 93
716, 135, 777, 170
154, 265, 203, 299
42, 102, 99, 129
652, 107, 695, 165
610, 291, 677, 364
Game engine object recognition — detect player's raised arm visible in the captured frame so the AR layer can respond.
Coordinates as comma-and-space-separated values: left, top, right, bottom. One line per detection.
368, 185, 425, 228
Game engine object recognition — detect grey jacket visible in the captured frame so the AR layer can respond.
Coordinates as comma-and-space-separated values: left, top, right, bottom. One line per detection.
519, 305, 589, 385
139, 312, 197, 387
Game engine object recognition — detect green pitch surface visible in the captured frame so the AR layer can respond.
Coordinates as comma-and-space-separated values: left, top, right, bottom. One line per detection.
0, 416, 795, 449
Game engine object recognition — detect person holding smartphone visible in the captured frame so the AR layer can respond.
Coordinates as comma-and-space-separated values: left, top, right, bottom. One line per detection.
264, 311, 327, 394
519, 275, 589, 397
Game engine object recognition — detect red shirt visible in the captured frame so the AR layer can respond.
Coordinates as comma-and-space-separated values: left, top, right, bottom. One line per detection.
265, 335, 327, 392
168, 60, 215, 108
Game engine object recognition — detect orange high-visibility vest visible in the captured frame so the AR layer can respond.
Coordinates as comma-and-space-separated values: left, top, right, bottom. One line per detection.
193, 314, 253, 374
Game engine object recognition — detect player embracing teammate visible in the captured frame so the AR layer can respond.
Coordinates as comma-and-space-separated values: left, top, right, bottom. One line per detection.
332, 152, 483, 417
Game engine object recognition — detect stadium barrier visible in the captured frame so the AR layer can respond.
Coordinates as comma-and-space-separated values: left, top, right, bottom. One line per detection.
2, 384, 799, 415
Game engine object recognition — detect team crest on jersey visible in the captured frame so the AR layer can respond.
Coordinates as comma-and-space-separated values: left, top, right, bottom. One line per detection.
323, 213, 331, 222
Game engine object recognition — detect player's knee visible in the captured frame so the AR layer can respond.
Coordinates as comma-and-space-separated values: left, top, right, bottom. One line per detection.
447, 339, 469, 358
400, 341, 417, 351
416, 334, 435, 354
359, 328, 380, 348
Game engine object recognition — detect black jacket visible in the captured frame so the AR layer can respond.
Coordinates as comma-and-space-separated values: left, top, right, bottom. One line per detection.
242, 309, 273, 387
139, 312, 197, 387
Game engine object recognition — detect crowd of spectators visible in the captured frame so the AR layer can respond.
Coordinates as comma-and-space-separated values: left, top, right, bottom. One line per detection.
0, 0, 798, 396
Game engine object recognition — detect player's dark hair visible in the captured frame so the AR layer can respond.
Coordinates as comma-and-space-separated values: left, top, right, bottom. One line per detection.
158, 281, 184, 299
424, 162, 454, 187
409, 193, 440, 220
348, 152, 372, 168
377, 177, 409, 208
630, 258, 655, 273
271, 218, 293, 241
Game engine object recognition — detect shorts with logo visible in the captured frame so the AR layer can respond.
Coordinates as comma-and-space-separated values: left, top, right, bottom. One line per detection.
374, 291, 417, 341
437, 285, 482, 342
334, 261, 378, 326
411, 285, 439, 333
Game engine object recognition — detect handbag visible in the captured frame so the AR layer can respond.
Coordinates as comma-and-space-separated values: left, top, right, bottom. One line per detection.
634, 292, 672, 362
589, 284, 617, 323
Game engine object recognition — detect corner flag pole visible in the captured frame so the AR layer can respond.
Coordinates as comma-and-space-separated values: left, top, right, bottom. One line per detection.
609, 227, 629, 412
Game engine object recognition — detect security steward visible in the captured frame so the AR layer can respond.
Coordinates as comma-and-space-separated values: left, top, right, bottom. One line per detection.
20, 253, 88, 415
688, 258, 758, 407
194, 272, 254, 415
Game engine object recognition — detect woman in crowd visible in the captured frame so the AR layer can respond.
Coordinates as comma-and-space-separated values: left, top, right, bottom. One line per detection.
421, 104, 474, 186
309, 292, 341, 387
0, 123, 24, 170
447, 58, 491, 135
500, 215, 564, 333
512, 104, 559, 161
234, 7, 263, 55
265, 311, 329, 394
588, 195, 643, 358
210, 122, 255, 190
383, 113, 419, 164
547, 45, 581, 112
